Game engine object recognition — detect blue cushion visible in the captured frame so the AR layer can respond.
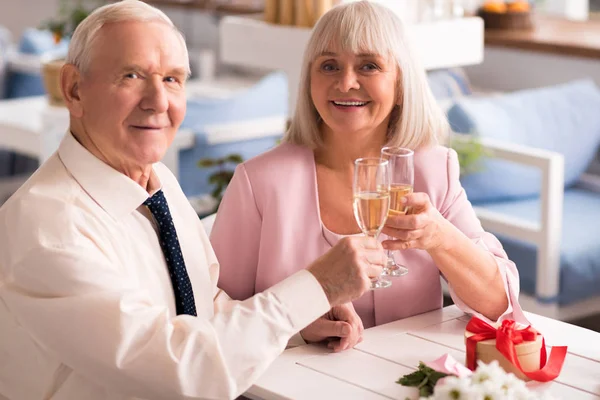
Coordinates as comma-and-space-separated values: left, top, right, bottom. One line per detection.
477, 188, 600, 305
448, 80, 600, 203
181, 71, 288, 127
5, 70, 45, 98
427, 68, 472, 100
178, 72, 288, 197
0, 25, 12, 99
6, 29, 68, 99
0, 149, 38, 178
18, 28, 68, 56
0, 151, 15, 176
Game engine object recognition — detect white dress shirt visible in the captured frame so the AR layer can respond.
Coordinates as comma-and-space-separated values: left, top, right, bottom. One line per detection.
0, 132, 330, 400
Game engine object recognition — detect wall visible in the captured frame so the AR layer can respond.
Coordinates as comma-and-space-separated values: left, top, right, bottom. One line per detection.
1, 0, 61, 41
465, 47, 600, 91
157, 7, 219, 54
0, 0, 218, 55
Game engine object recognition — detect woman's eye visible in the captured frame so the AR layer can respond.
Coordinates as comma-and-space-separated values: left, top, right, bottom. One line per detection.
320, 63, 337, 72
361, 63, 379, 71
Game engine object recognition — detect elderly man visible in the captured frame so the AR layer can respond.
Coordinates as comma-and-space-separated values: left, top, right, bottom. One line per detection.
0, 1, 386, 399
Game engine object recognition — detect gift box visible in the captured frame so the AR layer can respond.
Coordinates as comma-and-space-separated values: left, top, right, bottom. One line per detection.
464, 317, 568, 382
465, 322, 542, 380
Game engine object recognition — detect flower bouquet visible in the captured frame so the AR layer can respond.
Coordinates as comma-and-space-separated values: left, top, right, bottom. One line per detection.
398, 354, 557, 400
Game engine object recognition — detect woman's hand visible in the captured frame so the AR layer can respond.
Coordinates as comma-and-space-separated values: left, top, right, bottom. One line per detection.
381, 192, 454, 252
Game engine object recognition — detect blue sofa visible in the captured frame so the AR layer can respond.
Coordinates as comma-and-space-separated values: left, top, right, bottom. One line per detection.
178, 71, 288, 198
445, 79, 600, 320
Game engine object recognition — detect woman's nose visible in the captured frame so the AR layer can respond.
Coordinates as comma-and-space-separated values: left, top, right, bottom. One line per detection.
336, 68, 360, 93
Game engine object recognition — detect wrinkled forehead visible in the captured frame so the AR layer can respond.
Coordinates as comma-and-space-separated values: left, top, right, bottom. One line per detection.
89, 21, 189, 70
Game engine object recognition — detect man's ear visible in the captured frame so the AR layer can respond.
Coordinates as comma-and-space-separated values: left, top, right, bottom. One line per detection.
61, 64, 84, 118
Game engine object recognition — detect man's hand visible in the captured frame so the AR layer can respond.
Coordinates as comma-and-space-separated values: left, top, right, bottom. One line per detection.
300, 303, 364, 352
308, 236, 387, 306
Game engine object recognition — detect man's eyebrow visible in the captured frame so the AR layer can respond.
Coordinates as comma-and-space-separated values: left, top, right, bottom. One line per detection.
120, 64, 144, 72
169, 67, 191, 79
118, 65, 191, 79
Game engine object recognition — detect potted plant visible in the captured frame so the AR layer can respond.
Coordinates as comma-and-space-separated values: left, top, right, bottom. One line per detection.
197, 153, 244, 214
39, 0, 98, 105
448, 132, 488, 177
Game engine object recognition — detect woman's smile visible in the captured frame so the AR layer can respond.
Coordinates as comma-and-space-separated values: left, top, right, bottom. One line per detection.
330, 99, 371, 112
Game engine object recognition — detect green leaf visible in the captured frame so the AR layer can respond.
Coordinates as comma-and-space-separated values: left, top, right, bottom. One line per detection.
219, 170, 234, 182
197, 152, 240, 203
428, 370, 450, 386
211, 183, 224, 200
208, 174, 221, 184
419, 385, 433, 397
70, 7, 89, 28
397, 361, 454, 398
197, 159, 216, 168
225, 154, 244, 164
448, 133, 490, 177
397, 370, 426, 386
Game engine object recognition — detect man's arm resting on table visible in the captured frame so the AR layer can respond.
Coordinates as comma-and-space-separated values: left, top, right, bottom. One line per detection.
4, 245, 330, 400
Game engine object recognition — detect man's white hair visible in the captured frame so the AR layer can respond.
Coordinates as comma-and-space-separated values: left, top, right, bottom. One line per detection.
66, 0, 189, 74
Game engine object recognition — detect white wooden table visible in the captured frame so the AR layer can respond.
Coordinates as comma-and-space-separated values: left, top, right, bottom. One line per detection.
245, 306, 600, 399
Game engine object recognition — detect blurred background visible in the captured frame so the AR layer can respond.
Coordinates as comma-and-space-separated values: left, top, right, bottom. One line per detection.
1, 0, 600, 332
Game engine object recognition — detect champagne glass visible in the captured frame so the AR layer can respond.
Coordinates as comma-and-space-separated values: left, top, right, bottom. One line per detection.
380, 147, 414, 277
353, 158, 392, 289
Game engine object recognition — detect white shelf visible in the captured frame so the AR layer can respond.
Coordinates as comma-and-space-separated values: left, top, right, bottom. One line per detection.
220, 16, 484, 111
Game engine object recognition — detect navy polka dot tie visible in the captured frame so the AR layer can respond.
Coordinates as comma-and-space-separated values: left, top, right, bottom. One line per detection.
144, 190, 197, 316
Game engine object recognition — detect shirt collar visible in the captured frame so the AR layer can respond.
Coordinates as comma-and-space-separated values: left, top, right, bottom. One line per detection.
58, 131, 160, 220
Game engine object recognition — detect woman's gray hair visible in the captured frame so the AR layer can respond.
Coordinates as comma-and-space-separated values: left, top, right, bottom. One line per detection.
66, 0, 189, 74
285, 0, 449, 150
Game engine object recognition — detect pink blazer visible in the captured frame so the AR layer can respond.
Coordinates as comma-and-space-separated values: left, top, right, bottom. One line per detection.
210, 142, 525, 328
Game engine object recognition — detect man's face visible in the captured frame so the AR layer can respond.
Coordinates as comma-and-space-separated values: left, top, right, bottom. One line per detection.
75, 20, 188, 170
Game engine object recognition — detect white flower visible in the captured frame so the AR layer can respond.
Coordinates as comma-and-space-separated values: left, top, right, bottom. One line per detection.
499, 372, 527, 395
470, 380, 508, 400
427, 360, 559, 400
471, 360, 506, 386
432, 376, 474, 400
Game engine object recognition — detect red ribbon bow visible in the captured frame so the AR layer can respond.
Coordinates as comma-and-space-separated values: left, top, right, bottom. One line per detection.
466, 317, 568, 382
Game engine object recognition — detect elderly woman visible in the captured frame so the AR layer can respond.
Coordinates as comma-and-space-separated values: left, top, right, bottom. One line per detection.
210, 1, 525, 333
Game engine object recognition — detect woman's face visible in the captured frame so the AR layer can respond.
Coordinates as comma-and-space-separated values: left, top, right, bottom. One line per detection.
310, 47, 398, 140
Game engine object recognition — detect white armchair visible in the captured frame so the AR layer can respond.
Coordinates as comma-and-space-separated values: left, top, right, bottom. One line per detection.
472, 137, 600, 321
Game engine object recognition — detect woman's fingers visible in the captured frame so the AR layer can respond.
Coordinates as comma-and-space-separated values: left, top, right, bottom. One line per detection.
403, 192, 431, 209
381, 227, 424, 242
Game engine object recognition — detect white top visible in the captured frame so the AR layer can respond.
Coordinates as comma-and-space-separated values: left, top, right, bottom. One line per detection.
0, 132, 330, 400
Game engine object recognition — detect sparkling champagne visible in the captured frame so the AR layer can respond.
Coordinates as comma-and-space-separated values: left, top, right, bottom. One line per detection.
388, 184, 413, 216
353, 191, 390, 237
